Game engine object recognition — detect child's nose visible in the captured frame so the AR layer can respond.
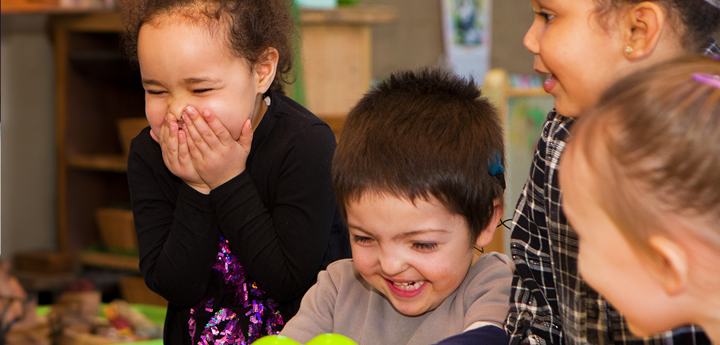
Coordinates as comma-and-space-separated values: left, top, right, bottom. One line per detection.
378, 249, 408, 277
523, 21, 541, 54
168, 95, 189, 119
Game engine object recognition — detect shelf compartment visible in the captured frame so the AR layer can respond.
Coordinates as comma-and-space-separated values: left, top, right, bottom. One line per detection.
67, 153, 127, 172
80, 252, 140, 272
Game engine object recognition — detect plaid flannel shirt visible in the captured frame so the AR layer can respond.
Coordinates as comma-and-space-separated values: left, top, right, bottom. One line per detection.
504, 41, 719, 345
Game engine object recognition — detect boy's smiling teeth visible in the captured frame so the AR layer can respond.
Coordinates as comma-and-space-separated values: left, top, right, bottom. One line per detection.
392, 280, 425, 291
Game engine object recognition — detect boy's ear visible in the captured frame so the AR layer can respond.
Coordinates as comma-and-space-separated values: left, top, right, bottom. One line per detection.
255, 47, 279, 94
647, 235, 689, 296
622, 2, 665, 60
475, 199, 503, 248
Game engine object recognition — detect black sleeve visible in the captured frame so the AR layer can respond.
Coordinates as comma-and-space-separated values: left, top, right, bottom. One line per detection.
434, 326, 509, 345
128, 131, 221, 308
210, 124, 337, 303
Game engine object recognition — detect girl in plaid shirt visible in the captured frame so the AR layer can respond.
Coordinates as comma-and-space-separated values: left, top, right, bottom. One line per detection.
505, 0, 720, 343
560, 55, 720, 343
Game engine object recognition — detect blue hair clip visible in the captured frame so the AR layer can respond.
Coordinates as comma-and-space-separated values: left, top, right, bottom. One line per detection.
488, 152, 504, 176
693, 73, 720, 89
488, 152, 506, 190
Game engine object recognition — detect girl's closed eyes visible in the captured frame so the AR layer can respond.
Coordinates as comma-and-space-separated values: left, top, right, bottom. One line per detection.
145, 89, 166, 96
351, 234, 373, 246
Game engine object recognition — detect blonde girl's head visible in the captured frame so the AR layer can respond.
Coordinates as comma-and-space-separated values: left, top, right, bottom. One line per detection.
524, 0, 720, 117
121, 0, 295, 94
569, 54, 720, 256
561, 55, 720, 337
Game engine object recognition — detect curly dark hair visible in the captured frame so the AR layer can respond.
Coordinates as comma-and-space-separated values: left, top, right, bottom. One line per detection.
594, 0, 720, 51
120, 0, 295, 93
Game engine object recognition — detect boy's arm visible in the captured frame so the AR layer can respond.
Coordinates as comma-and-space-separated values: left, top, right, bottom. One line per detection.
504, 117, 560, 345
210, 124, 340, 302
279, 264, 340, 343
433, 253, 511, 345
128, 129, 221, 308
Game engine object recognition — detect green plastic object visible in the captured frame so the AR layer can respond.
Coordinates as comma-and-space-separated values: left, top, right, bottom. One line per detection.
253, 333, 357, 345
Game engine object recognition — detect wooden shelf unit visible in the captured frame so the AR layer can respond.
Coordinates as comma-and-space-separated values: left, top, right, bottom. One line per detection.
53, 13, 142, 256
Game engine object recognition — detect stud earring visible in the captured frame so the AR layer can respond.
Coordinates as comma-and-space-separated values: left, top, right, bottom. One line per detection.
625, 46, 634, 54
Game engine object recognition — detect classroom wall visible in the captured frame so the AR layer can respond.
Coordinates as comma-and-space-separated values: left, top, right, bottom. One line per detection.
366, 0, 535, 80
11, 0, 684, 261
0, 14, 58, 261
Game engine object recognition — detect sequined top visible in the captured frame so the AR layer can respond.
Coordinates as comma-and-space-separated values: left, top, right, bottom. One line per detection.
188, 239, 283, 344
128, 91, 351, 344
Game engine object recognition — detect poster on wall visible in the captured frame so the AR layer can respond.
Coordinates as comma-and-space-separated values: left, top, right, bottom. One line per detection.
440, 0, 492, 84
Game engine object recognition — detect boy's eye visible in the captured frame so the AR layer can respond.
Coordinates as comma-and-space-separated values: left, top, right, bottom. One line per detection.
193, 88, 213, 94
412, 242, 438, 251
146, 89, 166, 95
352, 235, 374, 246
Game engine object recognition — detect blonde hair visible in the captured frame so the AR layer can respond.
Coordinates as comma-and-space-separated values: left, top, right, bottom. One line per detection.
569, 55, 720, 261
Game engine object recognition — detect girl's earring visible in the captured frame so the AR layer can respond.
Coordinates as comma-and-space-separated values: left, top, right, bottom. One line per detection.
625, 46, 634, 54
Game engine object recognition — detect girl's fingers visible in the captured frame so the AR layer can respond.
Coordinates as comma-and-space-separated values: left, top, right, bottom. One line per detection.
160, 115, 170, 146
167, 119, 180, 155
237, 119, 253, 153
202, 108, 235, 145
177, 129, 192, 164
159, 115, 172, 157
184, 106, 220, 150
184, 123, 204, 161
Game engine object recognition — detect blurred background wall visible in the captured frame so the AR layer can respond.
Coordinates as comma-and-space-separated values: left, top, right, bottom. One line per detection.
0, 0, 535, 261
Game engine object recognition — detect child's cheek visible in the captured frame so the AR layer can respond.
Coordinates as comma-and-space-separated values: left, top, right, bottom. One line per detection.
202, 100, 245, 139
145, 104, 166, 143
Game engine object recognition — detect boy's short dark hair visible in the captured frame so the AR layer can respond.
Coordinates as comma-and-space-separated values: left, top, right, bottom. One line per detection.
332, 68, 505, 240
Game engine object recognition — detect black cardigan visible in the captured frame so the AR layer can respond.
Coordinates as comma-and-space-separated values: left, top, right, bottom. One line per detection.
128, 91, 350, 344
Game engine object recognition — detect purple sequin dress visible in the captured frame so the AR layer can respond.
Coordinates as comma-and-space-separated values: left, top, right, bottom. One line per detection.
188, 238, 283, 345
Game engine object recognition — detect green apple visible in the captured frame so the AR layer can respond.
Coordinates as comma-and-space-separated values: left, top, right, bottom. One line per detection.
252, 334, 357, 345
306, 333, 357, 345
252, 335, 301, 345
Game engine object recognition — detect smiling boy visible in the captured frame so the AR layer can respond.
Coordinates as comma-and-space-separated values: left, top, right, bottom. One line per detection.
279, 69, 513, 345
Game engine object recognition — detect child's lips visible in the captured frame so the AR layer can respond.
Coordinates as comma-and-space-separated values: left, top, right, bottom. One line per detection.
543, 75, 558, 94
385, 278, 426, 298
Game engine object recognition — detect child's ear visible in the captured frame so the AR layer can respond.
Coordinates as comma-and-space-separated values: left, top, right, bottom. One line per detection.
647, 235, 689, 295
254, 47, 279, 94
622, 2, 665, 60
475, 199, 503, 248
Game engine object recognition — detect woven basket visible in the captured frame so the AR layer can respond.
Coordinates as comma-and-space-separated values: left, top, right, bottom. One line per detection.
116, 118, 149, 157
95, 208, 137, 251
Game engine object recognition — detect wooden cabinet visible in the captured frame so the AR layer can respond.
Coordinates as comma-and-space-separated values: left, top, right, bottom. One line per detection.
50, 7, 396, 271
52, 13, 145, 270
